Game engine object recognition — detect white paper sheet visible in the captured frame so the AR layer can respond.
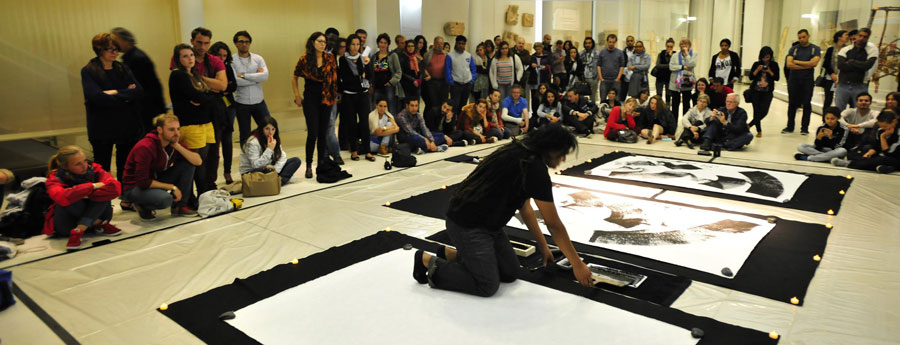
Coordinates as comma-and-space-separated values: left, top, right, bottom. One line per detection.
508, 185, 775, 278
586, 155, 809, 203
227, 250, 698, 345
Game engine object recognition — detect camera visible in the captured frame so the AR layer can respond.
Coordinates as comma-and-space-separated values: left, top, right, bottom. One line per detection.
761, 65, 768, 70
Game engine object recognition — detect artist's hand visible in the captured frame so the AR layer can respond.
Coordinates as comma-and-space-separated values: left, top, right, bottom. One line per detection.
539, 245, 555, 267
572, 260, 593, 287
863, 149, 876, 158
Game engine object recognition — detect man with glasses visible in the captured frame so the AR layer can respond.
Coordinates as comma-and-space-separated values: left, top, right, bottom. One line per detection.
835, 27, 879, 111
231, 30, 271, 145
700, 93, 753, 151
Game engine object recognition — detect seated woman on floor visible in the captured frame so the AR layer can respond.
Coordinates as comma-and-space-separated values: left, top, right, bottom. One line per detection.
795, 107, 849, 162
604, 98, 640, 142
368, 98, 401, 156
44, 146, 122, 251
239, 116, 302, 186
535, 89, 563, 128
485, 90, 512, 141
676, 94, 713, 149
460, 99, 495, 144
638, 95, 677, 144
831, 110, 899, 174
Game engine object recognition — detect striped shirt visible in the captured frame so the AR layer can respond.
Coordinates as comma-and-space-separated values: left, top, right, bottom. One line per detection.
495, 58, 514, 85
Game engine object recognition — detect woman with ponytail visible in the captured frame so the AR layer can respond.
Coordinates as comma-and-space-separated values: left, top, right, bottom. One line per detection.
410, 124, 593, 296
44, 146, 122, 251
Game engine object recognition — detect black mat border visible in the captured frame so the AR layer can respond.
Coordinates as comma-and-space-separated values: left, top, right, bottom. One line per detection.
159, 231, 777, 345
561, 151, 853, 215
387, 183, 830, 305
425, 230, 692, 306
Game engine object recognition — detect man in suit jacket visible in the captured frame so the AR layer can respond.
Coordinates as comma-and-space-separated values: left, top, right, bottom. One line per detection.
701, 93, 753, 151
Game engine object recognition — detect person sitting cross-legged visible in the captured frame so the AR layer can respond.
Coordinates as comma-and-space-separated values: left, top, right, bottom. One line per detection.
396, 98, 454, 153
121, 114, 203, 221
676, 94, 713, 148
561, 88, 598, 136
44, 146, 122, 251
239, 116, 302, 186
795, 107, 849, 162
831, 110, 899, 174
699, 93, 753, 151
368, 98, 401, 156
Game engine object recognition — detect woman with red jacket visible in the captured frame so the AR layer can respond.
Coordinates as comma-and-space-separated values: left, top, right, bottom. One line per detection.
44, 146, 122, 251
459, 100, 495, 144
604, 98, 639, 140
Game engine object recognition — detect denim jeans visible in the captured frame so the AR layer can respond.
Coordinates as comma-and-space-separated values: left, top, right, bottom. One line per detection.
797, 145, 847, 162
427, 218, 519, 297
326, 104, 340, 159
834, 83, 868, 111
123, 159, 196, 210
449, 82, 473, 117
786, 78, 814, 132
400, 132, 447, 151
369, 134, 393, 153
53, 200, 112, 237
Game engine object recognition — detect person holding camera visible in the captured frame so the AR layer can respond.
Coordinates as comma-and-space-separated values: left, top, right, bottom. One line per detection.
700, 94, 753, 151
668, 38, 696, 115
747, 46, 780, 137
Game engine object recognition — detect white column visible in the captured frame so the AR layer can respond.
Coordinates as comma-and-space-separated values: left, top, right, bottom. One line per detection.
356, 0, 378, 52
468, 0, 483, 51
742, 0, 766, 71
178, 0, 203, 42
541, 0, 553, 43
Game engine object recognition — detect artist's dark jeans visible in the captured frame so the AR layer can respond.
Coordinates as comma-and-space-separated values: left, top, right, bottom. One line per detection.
123, 159, 195, 210
703, 121, 753, 151
429, 218, 519, 297
53, 200, 112, 237
786, 78, 814, 132
236, 101, 271, 145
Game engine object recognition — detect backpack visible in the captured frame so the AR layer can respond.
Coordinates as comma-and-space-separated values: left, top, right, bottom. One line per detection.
0, 182, 52, 239
198, 189, 240, 218
391, 143, 418, 168
316, 159, 352, 183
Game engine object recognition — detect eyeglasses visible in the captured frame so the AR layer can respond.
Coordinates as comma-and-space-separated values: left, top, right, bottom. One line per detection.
104, 47, 119, 52
236, 40, 251, 44
315, 39, 327, 43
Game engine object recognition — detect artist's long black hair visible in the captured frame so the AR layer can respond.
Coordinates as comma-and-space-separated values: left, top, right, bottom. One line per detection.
452, 123, 577, 205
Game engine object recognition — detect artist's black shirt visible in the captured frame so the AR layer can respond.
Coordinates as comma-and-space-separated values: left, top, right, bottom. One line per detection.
447, 155, 553, 230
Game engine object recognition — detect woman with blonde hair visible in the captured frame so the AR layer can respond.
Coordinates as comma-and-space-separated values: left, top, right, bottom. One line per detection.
668, 38, 697, 115
44, 146, 122, 251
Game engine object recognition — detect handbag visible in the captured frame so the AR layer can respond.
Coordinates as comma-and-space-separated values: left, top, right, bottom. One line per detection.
814, 68, 827, 88
615, 129, 639, 143
241, 170, 281, 197
742, 89, 756, 103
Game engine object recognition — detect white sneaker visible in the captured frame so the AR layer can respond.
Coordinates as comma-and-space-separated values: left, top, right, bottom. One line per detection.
437, 144, 449, 152
415, 147, 425, 155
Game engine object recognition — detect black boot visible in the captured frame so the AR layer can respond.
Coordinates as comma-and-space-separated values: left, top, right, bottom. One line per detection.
699, 138, 712, 151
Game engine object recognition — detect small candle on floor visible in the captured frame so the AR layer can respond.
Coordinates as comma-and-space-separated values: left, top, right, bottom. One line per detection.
813, 255, 821, 261
769, 331, 779, 339
790, 297, 799, 305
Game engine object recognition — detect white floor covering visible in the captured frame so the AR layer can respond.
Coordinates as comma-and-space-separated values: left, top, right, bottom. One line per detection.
2, 96, 900, 345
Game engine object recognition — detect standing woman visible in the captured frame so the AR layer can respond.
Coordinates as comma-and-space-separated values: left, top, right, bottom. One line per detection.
397, 40, 424, 105
489, 41, 523, 101
292, 32, 338, 179
822, 30, 848, 110
654, 38, 675, 106
472, 43, 491, 101
708, 38, 742, 89
169, 43, 215, 203
209, 42, 238, 184
748, 46, 780, 137
81, 33, 143, 183
44, 146, 122, 251
369, 33, 403, 116
338, 34, 375, 162
414, 35, 428, 60
669, 38, 696, 115
562, 47, 579, 90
